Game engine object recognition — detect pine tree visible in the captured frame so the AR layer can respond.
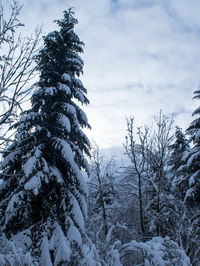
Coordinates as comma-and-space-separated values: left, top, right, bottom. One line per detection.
169, 126, 190, 200
184, 89, 200, 264
185, 90, 200, 207
0, 9, 98, 265
169, 126, 190, 173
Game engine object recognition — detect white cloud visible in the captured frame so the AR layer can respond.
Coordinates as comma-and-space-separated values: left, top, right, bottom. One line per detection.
4, 0, 200, 148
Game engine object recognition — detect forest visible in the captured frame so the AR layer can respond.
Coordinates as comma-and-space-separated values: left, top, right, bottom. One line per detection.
0, 1, 199, 265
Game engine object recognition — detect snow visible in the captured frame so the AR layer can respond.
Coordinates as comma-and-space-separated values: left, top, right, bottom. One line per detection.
50, 224, 71, 265
76, 191, 88, 219
24, 252, 32, 265
67, 222, 82, 245
82, 242, 101, 266
70, 142, 90, 174
75, 90, 85, 104
77, 174, 88, 199
23, 148, 49, 187
192, 106, 200, 116
23, 156, 37, 177
57, 113, 71, 132
24, 171, 43, 195
64, 103, 76, 115
62, 73, 71, 83
179, 143, 183, 150
53, 138, 74, 165
187, 150, 200, 168
26, 112, 38, 121
79, 108, 88, 124
2, 149, 21, 168
189, 170, 200, 186
0, 255, 5, 265
49, 228, 57, 251
0, 236, 18, 265
61, 103, 80, 128
74, 54, 84, 65
0, 233, 33, 265
184, 187, 194, 201
50, 166, 63, 184
66, 58, 82, 71
58, 82, 71, 95
53, 139, 87, 192
40, 236, 53, 266
11, 229, 32, 253
4, 192, 23, 225
44, 86, 56, 96
119, 236, 191, 265
106, 225, 116, 244
46, 33, 57, 43
69, 192, 84, 229
195, 128, 200, 142
177, 164, 186, 173
108, 249, 122, 266
52, 138, 88, 212
41, 157, 49, 175
75, 78, 83, 87
67, 58, 83, 67
23, 148, 42, 175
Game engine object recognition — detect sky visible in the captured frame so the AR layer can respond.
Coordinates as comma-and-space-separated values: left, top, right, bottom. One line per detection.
4, 0, 200, 148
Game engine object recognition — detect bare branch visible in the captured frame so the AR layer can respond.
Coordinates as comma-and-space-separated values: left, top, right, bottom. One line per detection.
0, 1, 42, 149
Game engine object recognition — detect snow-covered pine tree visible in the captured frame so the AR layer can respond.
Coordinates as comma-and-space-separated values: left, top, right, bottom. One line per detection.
169, 126, 190, 173
185, 90, 200, 207
169, 126, 190, 199
166, 126, 191, 249
0, 9, 98, 265
184, 89, 200, 264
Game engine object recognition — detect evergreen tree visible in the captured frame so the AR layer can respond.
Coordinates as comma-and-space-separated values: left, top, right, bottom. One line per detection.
169, 126, 190, 173
0, 9, 98, 265
185, 90, 200, 207
184, 89, 200, 264
169, 126, 190, 200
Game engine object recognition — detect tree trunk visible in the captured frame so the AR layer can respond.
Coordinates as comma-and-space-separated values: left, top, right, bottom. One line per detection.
101, 197, 108, 238
139, 174, 145, 234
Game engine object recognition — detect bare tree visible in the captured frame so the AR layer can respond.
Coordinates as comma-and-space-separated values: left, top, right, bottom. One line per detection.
88, 144, 116, 240
0, 0, 41, 150
146, 111, 174, 236
123, 112, 175, 238
124, 117, 151, 235
0, 0, 23, 45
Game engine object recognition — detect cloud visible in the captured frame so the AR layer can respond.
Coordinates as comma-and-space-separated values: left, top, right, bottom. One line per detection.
4, 0, 200, 148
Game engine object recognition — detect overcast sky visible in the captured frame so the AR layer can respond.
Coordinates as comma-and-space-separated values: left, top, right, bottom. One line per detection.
5, 0, 200, 148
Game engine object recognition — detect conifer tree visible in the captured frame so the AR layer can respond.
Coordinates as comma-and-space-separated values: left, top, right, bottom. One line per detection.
185, 90, 200, 207
169, 126, 190, 173
184, 89, 200, 264
169, 126, 190, 199
0, 9, 98, 265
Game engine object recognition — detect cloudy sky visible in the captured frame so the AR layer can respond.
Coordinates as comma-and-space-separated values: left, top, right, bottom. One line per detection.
5, 0, 200, 148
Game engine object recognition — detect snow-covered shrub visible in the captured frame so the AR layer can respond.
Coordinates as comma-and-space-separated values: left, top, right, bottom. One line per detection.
118, 236, 191, 266
0, 234, 32, 266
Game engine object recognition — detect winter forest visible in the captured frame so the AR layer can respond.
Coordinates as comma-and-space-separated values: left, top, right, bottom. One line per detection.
0, 1, 200, 265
